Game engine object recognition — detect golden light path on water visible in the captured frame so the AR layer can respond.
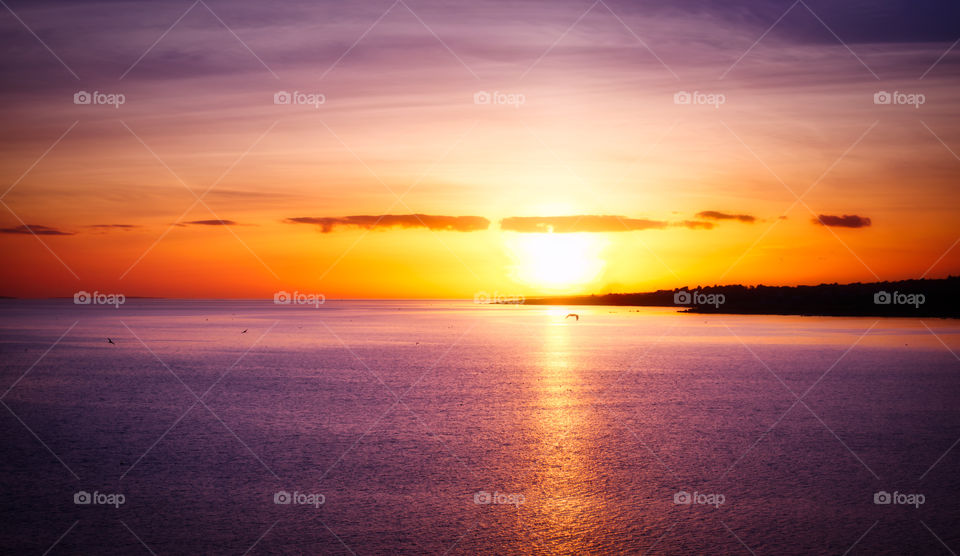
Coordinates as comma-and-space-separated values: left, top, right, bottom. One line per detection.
520, 313, 607, 552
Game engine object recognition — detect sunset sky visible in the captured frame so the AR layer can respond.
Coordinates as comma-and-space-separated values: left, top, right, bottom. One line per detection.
1, 0, 958, 298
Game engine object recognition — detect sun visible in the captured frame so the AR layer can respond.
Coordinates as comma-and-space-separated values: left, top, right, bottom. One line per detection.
505, 233, 607, 291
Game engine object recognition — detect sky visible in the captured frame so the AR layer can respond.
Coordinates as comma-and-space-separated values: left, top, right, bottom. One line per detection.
1, 0, 958, 298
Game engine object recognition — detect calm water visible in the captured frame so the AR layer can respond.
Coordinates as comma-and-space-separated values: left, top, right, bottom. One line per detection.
1, 300, 958, 554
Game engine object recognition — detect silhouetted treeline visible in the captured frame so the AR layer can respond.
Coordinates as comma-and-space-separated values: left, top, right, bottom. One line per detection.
521, 276, 960, 318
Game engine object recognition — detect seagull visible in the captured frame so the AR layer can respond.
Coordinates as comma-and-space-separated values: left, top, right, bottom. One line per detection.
107, 338, 115, 345
565, 313, 579, 321
241, 329, 248, 334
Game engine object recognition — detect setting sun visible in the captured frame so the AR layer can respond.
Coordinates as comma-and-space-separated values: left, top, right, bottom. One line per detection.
505, 233, 607, 291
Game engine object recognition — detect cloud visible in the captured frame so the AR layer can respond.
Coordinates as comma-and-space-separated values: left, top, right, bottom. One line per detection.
677, 220, 715, 230
696, 211, 756, 223
500, 216, 671, 233
286, 214, 490, 233
178, 220, 239, 227
0, 224, 73, 236
87, 224, 140, 231
813, 214, 872, 228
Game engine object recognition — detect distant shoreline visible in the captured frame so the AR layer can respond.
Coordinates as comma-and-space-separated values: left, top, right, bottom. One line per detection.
518, 277, 960, 319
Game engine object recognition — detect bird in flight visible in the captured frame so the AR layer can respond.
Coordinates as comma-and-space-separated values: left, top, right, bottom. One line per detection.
565, 313, 579, 321
241, 329, 248, 334
107, 338, 115, 345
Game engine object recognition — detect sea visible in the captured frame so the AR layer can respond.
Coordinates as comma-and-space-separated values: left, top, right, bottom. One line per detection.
1, 300, 958, 554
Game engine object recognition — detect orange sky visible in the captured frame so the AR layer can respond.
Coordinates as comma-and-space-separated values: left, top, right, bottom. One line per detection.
1, 0, 958, 298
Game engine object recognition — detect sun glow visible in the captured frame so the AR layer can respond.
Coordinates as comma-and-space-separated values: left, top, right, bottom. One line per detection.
506, 233, 607, 291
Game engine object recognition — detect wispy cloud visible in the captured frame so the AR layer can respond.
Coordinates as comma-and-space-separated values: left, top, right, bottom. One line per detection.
177, 220, 239, 227
813, 214, 872, 228
0, 224, 73, 236
696, 211, 756, 223
286, 215, 490, 233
